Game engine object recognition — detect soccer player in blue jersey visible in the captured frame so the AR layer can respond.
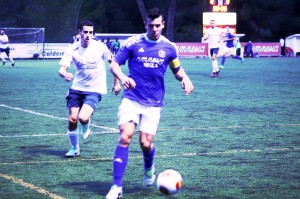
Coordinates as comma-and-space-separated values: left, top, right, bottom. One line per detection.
219, 25, 244, 68
106, 8, 194, 199
59, 20, 118, 157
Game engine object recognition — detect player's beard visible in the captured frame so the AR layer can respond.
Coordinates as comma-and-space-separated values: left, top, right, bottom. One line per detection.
148, 32, 160, 40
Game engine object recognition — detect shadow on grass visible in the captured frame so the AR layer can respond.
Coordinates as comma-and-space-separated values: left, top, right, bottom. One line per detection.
19, 145, 66, 157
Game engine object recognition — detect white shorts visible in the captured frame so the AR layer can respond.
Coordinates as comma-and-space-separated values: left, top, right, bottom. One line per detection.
222, 46, 236, 56
118, 98, 162, 135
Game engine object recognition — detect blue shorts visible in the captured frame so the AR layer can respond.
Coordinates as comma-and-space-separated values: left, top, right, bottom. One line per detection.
66, 89, 102, 110
0, 47, 10, 56
210, 48, 219, 57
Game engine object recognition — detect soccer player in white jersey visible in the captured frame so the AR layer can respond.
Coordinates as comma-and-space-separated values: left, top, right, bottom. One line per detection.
0, 30, 15, 67
203, 20, 222, 77
106, 8, 194, 199
58, 20, 120, 157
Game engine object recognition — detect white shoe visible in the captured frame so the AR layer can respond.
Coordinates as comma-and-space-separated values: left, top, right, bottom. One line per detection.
65, 147, 80, 157
144, 165, 156, 186
219, 65, 224, 69
106, 185, 123, 199
82, 119, 91, 139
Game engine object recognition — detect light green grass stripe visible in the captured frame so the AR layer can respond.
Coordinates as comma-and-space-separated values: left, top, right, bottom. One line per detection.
0, 173, 65, 199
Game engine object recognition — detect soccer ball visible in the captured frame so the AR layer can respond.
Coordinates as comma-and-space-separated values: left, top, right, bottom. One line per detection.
156, 169, 183, 195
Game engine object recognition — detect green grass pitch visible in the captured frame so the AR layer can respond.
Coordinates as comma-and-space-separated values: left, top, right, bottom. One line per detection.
0, 57, 299, 199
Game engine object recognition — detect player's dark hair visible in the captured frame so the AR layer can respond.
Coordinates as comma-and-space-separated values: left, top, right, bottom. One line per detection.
79, 20, 94, 31
147, 8, 164, 21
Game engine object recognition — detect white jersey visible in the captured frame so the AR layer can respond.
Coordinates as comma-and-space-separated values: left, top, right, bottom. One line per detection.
0, 34, 9, 49
204, 27, 222, 49
59, 39, 113, 94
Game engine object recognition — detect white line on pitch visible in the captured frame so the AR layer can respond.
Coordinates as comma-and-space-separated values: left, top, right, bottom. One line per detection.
0, 173, 65, 199
0, 131, 118, 138
0, 147, 298, 165
0, 104, 118, 132
159, 123, 300, 131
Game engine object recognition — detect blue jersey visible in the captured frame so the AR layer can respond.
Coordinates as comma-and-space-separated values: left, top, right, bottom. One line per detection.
115, 34, 178, 107
225, 32, 235, 48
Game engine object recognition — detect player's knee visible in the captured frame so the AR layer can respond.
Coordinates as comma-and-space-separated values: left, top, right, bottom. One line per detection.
140, 140, 152, 150
68, 116, 77, 124
78, 116, 89, 125
118, 133, 132, 146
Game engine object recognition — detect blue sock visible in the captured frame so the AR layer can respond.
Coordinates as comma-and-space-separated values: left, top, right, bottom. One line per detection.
142, 145, 155, 170
113, 145, 128, 187
221, 56, 226, 65
68, 129, 79, 149
234, 55, 242, 60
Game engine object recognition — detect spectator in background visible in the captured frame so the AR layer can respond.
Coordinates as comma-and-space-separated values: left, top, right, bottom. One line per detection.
0, 30, 15, 67
280, 38, 285, 56
106, 38, 113, 52
244, 41, 254, 57
112, 38, 120, 55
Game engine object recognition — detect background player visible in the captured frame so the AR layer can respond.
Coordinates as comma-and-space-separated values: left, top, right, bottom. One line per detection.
0, 30, 15, 67
219, 25, 244, 68
203, 19, 222, 77
106, 8, 194, 199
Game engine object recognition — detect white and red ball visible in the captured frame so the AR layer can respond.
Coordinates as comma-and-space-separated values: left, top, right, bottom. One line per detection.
156, 169, 183, 195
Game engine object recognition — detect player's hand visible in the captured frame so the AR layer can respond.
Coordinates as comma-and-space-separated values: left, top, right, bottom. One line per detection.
64, 72, 74, 82
181, 76, 194, 95
121, 77, 136, 89
112, 82, 122, 96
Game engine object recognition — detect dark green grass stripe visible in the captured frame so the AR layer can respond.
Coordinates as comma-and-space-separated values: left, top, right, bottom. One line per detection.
1, 146, 298, 166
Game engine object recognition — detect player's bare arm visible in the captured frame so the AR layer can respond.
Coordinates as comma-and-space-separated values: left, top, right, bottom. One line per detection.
110, 61, 136, 89
112, 76, 122, 96
176, 68, 194, 95
169, 59, 194, 95
59, 65, 74, 82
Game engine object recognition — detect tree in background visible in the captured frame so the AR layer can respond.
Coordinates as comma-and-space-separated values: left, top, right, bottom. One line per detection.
0, 0, 299, 42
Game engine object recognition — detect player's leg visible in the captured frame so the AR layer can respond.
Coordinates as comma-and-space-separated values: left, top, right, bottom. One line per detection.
140, 133, 156, 186
212, 48, 220, 77
79, 93, 101, 139
65, 89, 82, 157
79, 104, 93, 139
0, 50, 6, 65
66, 107, 80, 157
210, 49, 218, 77
139, 105, 161, 186
5, 47, 15, 67
230, 47, 244, 63
107, 98, 139, 199
6, 48, 15, 67
106, 122, 135, 199
220, 49, 229, 68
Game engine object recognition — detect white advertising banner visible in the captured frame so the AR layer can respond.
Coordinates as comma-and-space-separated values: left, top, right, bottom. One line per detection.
9, 43, 70, 59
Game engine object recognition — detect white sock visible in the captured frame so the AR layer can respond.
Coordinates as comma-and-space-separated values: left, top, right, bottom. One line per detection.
212, 59, 219, 72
